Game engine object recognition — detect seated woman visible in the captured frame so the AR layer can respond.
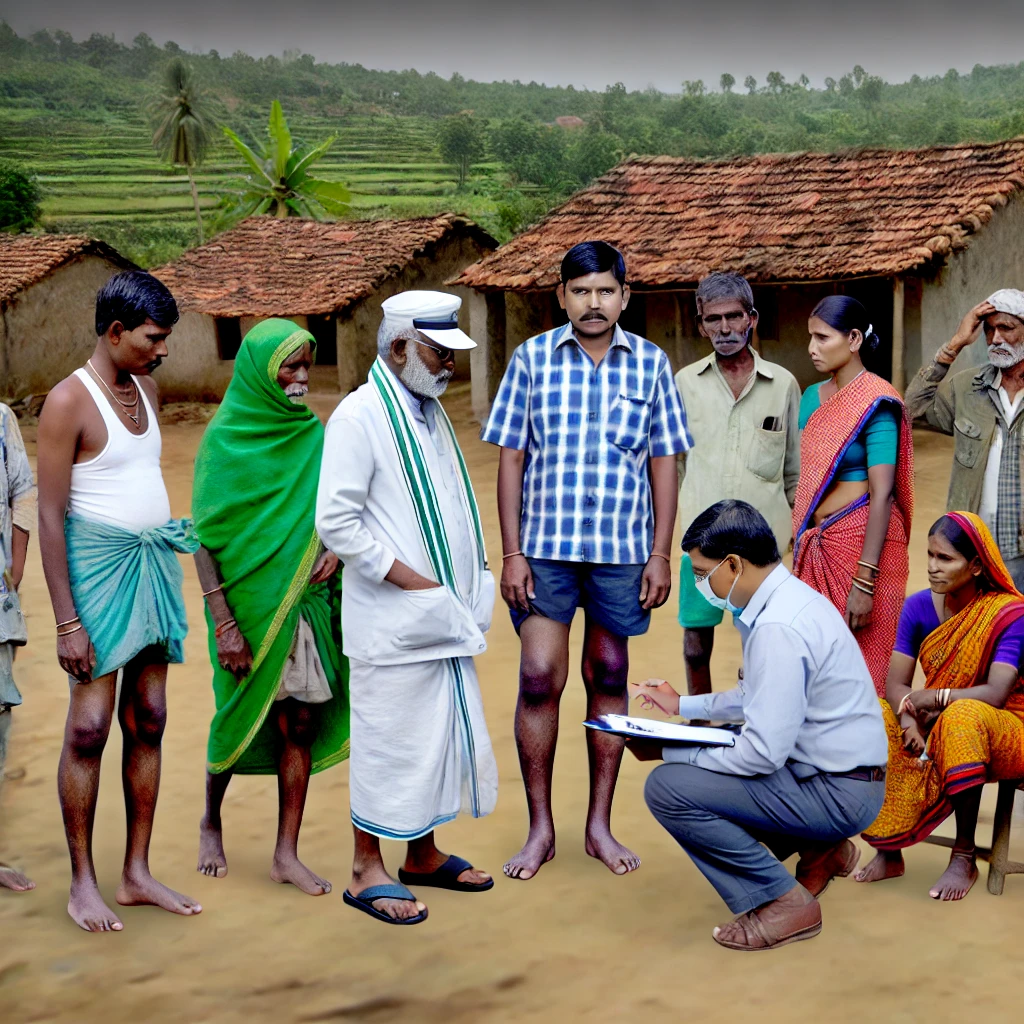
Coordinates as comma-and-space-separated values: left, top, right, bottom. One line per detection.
858, 512, 1024, 899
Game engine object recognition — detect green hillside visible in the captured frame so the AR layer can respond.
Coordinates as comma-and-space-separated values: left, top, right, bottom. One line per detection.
0, 106, 504, 265
3, 23, 1024, 267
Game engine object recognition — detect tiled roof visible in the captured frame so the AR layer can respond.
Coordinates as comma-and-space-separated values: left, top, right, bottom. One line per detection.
0, 234, 132, 307
154, 214, 496, 317
452, 139, 1024, 290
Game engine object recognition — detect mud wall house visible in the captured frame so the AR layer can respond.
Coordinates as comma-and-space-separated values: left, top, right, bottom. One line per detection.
453, 139, 1024, 420
152, 214, 497, 401
0, 235, 135, 399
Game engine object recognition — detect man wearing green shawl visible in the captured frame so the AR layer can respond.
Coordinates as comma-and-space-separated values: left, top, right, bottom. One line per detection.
192, 319, 349, 896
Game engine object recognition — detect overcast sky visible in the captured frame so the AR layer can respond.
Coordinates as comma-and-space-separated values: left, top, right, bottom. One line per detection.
3, 0, 1023, 92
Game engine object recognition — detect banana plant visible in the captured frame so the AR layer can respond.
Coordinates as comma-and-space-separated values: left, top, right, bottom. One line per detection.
218, 100, 350, 226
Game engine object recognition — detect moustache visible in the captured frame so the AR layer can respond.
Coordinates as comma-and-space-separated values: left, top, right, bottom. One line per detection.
581, 314, 607, 321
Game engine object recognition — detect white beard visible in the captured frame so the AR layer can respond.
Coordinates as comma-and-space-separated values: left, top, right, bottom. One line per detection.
400, 343, 452, 399
988, 341, 1024, 369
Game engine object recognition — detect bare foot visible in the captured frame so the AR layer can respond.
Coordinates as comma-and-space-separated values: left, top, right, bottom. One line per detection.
402, 851, 492, 887
0, 863, 35, 892
349, 864, 426, 921
68, 881, 123, 932
503, 830, 555, 880
197, 818, 228, 878
271, 854, 332, 895
585, 828, 640, 875
116, 870, 202, 916
853, 850, 905, 883
930, 850, 978, 900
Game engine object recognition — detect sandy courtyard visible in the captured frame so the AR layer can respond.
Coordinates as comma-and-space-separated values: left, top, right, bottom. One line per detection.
2, 384, 1023, 1024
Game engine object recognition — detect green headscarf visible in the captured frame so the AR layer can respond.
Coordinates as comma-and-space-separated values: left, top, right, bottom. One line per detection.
192, 318, 349, 774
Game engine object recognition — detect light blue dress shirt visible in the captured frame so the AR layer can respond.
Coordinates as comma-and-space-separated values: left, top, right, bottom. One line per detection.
665, 564, 887, 775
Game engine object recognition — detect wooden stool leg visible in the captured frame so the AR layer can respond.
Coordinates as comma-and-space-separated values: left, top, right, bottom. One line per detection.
986, 781, 1016, 895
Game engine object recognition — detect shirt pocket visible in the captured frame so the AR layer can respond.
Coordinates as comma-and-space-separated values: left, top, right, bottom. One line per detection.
746, 425, 787, 482
605, 391, 652, 452
953, 416, 984, 469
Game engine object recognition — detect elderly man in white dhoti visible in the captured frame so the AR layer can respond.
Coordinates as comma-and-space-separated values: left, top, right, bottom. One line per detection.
316, 290, 498, 925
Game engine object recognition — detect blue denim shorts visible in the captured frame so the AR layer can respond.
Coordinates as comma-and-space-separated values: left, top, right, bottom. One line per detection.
509, 559, 651, 638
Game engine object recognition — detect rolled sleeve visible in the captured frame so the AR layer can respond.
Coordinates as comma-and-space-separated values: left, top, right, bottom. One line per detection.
481, 348, 530, 449
649, 355, 692, 457
315, 416, 396, 583
904, 360, 954, 432
685, 624, 809, 775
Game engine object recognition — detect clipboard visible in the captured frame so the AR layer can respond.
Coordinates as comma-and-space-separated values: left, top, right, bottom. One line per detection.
583, 714, 736, 746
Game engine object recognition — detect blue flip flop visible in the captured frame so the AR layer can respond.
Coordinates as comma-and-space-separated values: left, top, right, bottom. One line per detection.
398, 854, 494, 892
342, 883, 428, 925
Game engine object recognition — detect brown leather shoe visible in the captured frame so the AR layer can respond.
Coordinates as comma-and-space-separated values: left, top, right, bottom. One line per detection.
795, 840, 860, 897
712, 884, 822, 951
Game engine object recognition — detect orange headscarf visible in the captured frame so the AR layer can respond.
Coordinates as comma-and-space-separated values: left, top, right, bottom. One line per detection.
918, 512, 1024, 706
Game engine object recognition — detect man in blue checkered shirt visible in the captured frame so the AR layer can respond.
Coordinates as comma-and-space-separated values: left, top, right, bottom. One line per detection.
482, 240, 692, 882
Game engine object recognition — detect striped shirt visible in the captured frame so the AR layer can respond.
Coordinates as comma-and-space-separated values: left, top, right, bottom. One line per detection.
482, 323, 691, 564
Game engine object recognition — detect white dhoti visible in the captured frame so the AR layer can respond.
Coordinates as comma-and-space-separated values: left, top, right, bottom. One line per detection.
348, 655, 497, 840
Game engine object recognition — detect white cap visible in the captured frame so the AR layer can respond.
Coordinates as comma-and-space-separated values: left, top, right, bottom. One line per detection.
381, 290, 476, 350
987, 289, 1024, 320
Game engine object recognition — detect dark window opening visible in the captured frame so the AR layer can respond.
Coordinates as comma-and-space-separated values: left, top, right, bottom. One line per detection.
308, 314, 337, 364
215, 317, 242, 360
751, 288, 778, 342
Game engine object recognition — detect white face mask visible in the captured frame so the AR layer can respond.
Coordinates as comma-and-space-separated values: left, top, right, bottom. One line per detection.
695, 558, 745, 614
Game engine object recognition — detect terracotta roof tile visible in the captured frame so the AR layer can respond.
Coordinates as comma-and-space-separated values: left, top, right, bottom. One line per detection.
453, 139, 1024, 290
154, 215, 496, 318
0, 234, 133, 308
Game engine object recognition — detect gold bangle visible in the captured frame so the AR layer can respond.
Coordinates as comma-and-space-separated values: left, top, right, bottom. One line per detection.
851, 579, 875, 595
501, 551, 523, 561
201, 586, 223, 598
55, 616, 80, 628
856, 560, 880, 573
57, 624, 84, 637
650, 552, 672, 564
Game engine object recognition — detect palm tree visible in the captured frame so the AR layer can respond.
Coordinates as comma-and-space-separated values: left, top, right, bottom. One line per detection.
219, 101, 350, 225
148, 58, 218, 242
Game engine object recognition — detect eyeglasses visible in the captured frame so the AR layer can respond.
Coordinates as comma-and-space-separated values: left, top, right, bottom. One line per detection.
700, 311, 749, 328
692, 558, 727, 584
416, 339, 456, 363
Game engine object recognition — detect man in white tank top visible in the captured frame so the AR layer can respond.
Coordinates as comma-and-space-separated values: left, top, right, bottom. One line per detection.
37, 271, 202, 933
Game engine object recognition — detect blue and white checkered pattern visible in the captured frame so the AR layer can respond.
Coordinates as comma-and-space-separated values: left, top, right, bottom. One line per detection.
482, 323, 692, 564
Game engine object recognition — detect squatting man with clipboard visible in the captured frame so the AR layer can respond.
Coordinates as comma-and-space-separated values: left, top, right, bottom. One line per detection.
627, 500, 887, 951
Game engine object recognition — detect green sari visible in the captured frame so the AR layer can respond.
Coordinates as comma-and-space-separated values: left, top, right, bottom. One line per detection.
192, 319, 349, 774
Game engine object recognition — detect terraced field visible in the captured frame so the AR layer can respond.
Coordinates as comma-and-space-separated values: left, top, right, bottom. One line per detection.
0, 106, 504, 265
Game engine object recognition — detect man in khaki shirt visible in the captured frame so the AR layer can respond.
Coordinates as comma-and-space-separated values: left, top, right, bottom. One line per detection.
675, 273, 800, 713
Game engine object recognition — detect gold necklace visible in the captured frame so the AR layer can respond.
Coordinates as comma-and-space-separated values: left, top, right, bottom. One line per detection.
86, 360, 141, 428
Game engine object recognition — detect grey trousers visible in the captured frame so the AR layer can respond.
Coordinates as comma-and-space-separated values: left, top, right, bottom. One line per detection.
644, 762, 886, 914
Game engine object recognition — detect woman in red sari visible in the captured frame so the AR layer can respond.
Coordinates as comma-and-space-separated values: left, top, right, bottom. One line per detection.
793, 296, 914, 695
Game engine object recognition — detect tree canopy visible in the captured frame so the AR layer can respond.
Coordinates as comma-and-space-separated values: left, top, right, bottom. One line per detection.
0, 160, 41, 233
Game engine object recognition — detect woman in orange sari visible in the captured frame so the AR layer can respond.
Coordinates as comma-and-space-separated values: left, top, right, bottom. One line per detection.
793, 296, 914, 695
857, 513, 1024, 900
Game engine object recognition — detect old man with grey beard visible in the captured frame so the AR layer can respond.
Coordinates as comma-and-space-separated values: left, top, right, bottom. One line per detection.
316, 291, 497, 928
674, 273, 800, 716
905, 289, 1024, 588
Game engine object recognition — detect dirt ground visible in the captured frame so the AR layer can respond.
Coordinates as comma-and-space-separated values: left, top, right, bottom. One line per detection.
2, 383, 1022, 1024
